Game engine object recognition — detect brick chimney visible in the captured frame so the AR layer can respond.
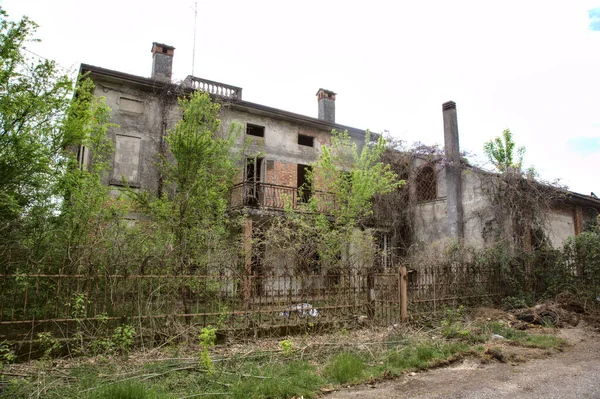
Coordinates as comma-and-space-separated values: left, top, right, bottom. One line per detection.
442, 101, 464, 239
151, 42, 175, 81
316, 88, 336, 123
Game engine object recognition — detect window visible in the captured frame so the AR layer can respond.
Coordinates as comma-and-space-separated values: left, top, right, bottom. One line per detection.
298, 134, 314, 147
112, 135, 141, 186
246, 123, 265, 137
244, 157, 264, 206
297, 164, 313, 202
416, 165, 437, 201
76, 144, 89, 171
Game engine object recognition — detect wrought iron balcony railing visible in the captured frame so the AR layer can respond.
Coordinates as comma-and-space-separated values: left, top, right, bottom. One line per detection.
230, 182, 337, 213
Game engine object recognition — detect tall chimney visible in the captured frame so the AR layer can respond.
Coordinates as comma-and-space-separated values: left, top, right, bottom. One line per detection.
442, 101, 464, 239
151, 42, 175, 81
316, 88, 336, 123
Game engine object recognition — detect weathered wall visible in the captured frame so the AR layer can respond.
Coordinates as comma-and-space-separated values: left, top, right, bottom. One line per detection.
91, 78, 181, 197
461, 170, 492, 247
546, 208, 575, 248
411, 165, 579, 249
220, 106, 335, 187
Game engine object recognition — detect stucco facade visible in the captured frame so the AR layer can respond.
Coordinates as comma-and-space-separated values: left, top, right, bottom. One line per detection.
79, 42, 600, 273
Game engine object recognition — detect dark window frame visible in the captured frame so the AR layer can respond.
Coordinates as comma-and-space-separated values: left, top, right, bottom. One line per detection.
298, 134, 314, 147
246, 123, 265, 137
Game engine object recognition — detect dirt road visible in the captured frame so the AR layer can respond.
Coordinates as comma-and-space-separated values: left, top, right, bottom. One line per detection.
328, 326, 600, 399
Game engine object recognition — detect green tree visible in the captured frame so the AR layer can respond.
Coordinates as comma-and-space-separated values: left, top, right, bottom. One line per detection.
0, 8, 120, 275
265, 131, 402, 273
0, 8, 73, 224
137, 91, 242, 274
483, 128, 525, 173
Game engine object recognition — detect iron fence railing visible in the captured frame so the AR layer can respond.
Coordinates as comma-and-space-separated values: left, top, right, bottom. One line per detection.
230, 182, 337, 213
0, 272, 399, 342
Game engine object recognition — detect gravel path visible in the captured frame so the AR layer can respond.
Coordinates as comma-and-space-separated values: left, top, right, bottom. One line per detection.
327, 326, 600, 399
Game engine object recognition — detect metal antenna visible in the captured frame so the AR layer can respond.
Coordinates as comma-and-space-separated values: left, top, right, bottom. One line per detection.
191, 1, 198, 76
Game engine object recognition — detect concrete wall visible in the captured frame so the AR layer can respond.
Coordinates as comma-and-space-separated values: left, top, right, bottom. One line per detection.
93, 79, 365, 197
546, 208, 575, 248
91, 77, 181, 196
411, 164, 578, 249
220, 106, 336, 188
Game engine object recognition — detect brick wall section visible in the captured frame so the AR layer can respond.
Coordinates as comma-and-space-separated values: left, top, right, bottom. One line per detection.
274, 161, 297, 187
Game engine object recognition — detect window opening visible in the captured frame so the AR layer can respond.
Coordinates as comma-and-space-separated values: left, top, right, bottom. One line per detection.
298, 134, 314, 147
246, 123, 265, 137
416, 165, 437, 201
245, 157, 264, 206
297, 163, 313, 203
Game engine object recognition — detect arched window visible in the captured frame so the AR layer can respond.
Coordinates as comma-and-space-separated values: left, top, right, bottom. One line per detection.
416, 165, 437, 201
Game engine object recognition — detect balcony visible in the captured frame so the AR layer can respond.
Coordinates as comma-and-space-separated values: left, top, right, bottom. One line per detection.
230, 182, 337, 213
185, 76, 243, 100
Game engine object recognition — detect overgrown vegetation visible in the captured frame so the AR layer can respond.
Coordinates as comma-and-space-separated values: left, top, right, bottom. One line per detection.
0, 13, 598, 399
3, 323, 563, 398
262, 130, 402, 276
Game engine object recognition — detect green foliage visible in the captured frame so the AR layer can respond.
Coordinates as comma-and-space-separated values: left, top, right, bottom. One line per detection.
133, 90, 242, 274
36, 332, 62, 359
112, 325, 136, 359
0, 8, 73, 223
483, 128, 526, 173
71, 293, 88, 320
279, 338, 293, 356
440, 306, 470, 339
481, 321, 565, 349
266, 130, 402, 274
231, 361, 324, 399
310, 130, 401, 224
0, 342, 16, 365
87, 381, 169, 399
323, 352, 365, 384
386, 342, 469, 371
199, 326, 217, 374
532, 229, 600, 299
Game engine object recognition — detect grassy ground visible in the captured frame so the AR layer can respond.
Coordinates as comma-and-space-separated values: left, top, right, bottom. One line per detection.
1, 321, 566, 399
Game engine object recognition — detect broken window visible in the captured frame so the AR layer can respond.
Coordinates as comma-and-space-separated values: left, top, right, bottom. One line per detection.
416, 165, 437, 201
246, 123, 265, 137
245, 157, 264, 206
298, 134, 314, 147
297, 164, 313, 203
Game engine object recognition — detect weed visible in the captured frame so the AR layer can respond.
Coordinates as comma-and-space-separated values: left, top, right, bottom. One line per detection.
280, 338, 293, 356
36, 332, 62, 360
231, 361, 323, 399
113, 325, 136, 359
386, 341, 470, 372
324, 352, 365, 384
199, 326, 217, 374
0, 343, 15, 365
87, 381, 169, 399
440, 306, 470, 339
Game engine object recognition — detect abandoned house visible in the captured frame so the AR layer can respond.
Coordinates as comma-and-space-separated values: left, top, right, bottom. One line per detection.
78, 42, 600, 276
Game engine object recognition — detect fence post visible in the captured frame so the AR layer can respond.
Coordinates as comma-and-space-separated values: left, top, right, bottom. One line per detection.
399, 266, 408, 322
242, 217, 253, 309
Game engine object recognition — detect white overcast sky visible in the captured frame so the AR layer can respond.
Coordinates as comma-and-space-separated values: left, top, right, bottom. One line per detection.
3, 0, 600, 195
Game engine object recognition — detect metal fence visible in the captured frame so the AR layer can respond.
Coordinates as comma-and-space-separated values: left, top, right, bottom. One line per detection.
0, 272, 401, 343
407, 263, 508, 318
